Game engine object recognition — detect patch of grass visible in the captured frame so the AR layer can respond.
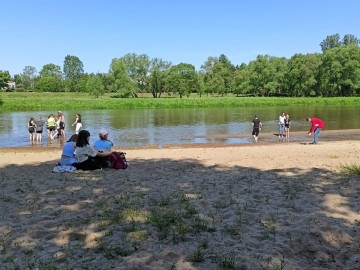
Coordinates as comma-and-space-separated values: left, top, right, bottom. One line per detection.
215, 253, 237, 269
187, 248, 205, 263
339, 163, 360, 175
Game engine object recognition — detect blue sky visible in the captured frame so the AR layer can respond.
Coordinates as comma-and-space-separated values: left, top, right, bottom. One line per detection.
1, 0, 359, 76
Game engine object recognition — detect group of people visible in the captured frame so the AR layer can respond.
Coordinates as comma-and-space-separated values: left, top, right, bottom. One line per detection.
58, 129, 123, 171
278, 112, 291, 142
252, 113, 325, 144
28, 112, 82, 143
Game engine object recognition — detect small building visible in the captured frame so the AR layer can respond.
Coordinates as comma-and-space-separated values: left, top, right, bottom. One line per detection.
7, 80, 16, 90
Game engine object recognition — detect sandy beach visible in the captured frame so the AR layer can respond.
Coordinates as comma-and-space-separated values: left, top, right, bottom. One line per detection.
1, 139, 360, 269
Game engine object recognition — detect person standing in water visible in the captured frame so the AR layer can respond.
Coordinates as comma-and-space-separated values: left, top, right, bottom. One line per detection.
252, 115, 262, 143
72, 113, 82, 134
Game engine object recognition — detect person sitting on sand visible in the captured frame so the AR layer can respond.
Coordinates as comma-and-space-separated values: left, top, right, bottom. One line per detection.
58, 134, 78, 167
75, 130, 111, 171
94, 129, 114, 168
94, 129, 113, 152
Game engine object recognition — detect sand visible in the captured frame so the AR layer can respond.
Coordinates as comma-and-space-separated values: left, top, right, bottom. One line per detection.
0, 139, 359, 269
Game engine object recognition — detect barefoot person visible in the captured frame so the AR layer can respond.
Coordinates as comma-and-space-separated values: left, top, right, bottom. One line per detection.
284, 114, 291, 142
278, 112, 286, 142
35, 115, 45, 143
252, 115, 262, 143
28, 117, 36, 142
306, 117, 325, 144
71, 113, 82, 134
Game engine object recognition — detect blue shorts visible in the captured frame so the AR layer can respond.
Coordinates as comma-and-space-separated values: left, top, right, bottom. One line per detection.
279, 124, 285, 133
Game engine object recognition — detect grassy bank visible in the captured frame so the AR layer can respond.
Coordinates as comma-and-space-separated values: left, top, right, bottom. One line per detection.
0, 92, 359, 111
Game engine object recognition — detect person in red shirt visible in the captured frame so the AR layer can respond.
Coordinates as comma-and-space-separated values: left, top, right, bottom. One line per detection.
306, 117, 325, 144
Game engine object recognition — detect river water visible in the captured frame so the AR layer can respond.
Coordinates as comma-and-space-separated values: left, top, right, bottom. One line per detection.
0, 105, 358, 148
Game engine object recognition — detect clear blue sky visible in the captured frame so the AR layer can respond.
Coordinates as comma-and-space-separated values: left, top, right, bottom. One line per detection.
1, 0, 359, 76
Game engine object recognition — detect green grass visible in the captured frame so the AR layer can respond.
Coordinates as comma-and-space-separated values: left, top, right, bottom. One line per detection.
0, 92, 359, 111
339, 163, 360, 175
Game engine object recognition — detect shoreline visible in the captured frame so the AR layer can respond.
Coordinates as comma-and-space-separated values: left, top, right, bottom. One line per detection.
1, 128, 359, 152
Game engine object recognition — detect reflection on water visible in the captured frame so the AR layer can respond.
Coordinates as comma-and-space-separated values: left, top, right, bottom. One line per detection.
0, 105, 358, 148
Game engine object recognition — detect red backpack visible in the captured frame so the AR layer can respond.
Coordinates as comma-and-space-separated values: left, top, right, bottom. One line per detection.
108, 152, 128, 170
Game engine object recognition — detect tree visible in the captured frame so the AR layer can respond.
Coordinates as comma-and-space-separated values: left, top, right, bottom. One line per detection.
320, 34, 341, 52
285, 53, 321, 96
318, 45, 360, 96
108, 58, 137, 97
320, 33, 359, 52
200, 56, 218, 74
36, 76, 62, 92
21, 66, 37, 91
245, 55, 287, 96
148, 57, 172, 98
342, 34, 360, 46
165, 63, 199, 98
86, 75, 105, 98
120, 53, 151, 96
63, 55, 84, 92
39, 63, 63, 79
36, 64, 63, 92
0, 70, 11, 89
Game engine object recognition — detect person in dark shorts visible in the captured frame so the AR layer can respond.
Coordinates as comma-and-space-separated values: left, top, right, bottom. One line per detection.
35, 115, 45, 143
28, 117, 36, 142
46, 114, 57, 140
252, 115, 262, 143
284, 114, 291, 142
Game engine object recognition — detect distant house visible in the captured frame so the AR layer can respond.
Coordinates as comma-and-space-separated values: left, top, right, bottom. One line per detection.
7, 80, 16, 90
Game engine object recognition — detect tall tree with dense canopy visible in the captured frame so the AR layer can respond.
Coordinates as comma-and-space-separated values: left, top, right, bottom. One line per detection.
320, 34, 342, 53
285, 53, 321, 96
148, 57, 172, 98
318, 45, 360, 96
39, 63, 63, 79
108, 58, 137, 97
86, 75, 105, 98
166, 63, 199, 98
21, 66, 37, 91
120, 53, 151, 95
342, 34, 359, 47
63, 55, 84, 92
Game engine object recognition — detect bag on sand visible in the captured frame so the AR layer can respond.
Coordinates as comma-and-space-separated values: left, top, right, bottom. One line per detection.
108, 152, 128, 170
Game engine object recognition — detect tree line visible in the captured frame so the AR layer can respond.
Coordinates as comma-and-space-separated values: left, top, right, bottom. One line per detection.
1, 33, 359, 98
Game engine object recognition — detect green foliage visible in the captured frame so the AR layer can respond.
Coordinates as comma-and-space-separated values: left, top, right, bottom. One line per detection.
0, 92, 359, 112
0, 70, 11, 89
35, 76, 63, 92
339, 164, 360, 175
109, 59, 137, 97
166, 63, 199, 98
3, 33, 360, 97
86, 75, 105, 98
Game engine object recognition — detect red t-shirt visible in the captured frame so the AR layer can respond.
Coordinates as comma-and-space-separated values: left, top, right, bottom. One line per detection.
309, 117, 325, 133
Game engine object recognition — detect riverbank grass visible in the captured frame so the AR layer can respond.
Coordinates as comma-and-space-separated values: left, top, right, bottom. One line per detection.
0, 92, 359, 111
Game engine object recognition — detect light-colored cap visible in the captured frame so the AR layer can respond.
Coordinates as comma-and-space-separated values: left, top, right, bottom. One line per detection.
99, 129, 109, 136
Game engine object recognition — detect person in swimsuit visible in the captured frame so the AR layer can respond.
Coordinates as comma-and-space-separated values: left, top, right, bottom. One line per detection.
28, 117, 36, 142
58, 111, 66, 139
